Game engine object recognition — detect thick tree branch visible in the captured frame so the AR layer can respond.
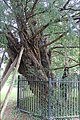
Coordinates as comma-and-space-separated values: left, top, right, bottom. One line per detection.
52, 64, 80, 70
6, 32, 20, 52
51, 46, 80, 49
40, 31, 68, 48
64, 8, 80, 11
0, 51, 5, 68
31, 0, 39, 12
27, 1, 56, 19
27, 9, 48, 19
60, 0, 71, 11
3, 0, 12, 10
54, 12, 80, 23
30, 19, 52, 40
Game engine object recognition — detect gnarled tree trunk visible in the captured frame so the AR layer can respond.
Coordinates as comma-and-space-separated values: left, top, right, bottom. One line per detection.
5, 0, 52, 81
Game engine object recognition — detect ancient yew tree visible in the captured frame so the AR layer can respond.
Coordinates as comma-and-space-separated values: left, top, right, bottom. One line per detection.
0, 0, 79, 80
0, 1, 79, 117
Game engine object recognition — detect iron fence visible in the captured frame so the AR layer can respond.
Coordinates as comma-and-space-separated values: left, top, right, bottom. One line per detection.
17, 75, 80, 120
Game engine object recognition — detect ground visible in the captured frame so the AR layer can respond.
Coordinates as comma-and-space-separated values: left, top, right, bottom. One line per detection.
3, 100, 33, 120
1, 85, 33, 120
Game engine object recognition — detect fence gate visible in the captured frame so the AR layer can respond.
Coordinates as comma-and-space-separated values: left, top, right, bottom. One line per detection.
17, 75, 80, 120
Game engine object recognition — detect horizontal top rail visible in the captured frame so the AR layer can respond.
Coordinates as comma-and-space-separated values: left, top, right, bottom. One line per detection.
18, 79, 80, 83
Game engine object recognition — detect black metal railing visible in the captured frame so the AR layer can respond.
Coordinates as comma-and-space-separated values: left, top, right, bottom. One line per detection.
17, 75, 80, 120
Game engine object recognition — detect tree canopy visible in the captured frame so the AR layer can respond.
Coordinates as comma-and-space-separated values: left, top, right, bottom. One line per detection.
0, 0, 79, 78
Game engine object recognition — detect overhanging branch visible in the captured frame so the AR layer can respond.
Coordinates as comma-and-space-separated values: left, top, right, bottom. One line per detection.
30, 19, 52, 40
3, 0, 12, 10
60, 0, 71, 11
52, 64, 79, 70
40, 31, 68, 48
31, 0, 39, 12
51, 46, 80, 49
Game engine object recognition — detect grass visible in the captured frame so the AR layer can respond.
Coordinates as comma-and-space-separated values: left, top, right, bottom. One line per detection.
1, 84, 17, 103
0, 69, 18, 103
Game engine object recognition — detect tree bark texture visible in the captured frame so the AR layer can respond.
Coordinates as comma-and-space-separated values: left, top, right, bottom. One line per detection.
5, 0, 52, 81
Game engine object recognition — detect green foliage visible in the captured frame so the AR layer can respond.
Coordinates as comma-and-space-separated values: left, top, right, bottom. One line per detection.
0, 34, 8, 48
0, 0, 79, 76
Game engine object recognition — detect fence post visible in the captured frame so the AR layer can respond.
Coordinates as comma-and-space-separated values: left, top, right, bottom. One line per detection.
17, 75, 20, 108
48, 77, 52, 120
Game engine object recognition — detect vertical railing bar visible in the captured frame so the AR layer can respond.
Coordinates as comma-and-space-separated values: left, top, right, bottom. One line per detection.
69, 79, 72, 115
38, 81, 40, 113
29, 85, 31, 112
17, 75, 20, 108
45, 81, 48, 117
43, 81, 46, 117
21, 77, 23, 109
57, 80, 59, 117
33, 82, 35, 112
19, 78, 21, 109
59, 79, 61, 117
72, 79, 73, 116
31, 81, 33, 112
31, 82, 33, 112
36, 81, 37, 113
48, 77, 52, 120
32, 88, 34, 113
64, 80, 66, 116
28, 84, 29, 112
36, 81, 38, 112
20, 80, 22, 109
34, 81, 35, 113
25, 81, 26, 111
77, 80, 78, 115
20, 79, 22, 109
73, 79, 77, 115
76, 78, 78, 116
44, 81, 46, 117
56, 80, 59, 116
28, 80, 29, 112
23, 79, 25, 110
21, 80, 24, 109
67, 81, 69, 116
65, 80, 67, 116
26, 81, 28, 111
78, 78, 80, 119
29, 84, 31, 112
37, 81, 39, 112
58, 80, 60, 117
34, 81, 36, 113
69, 79, 70, 116
42, 82, 44, 116
35, 81, 37, 113
76, 80, 78, 115
42, 81, 44, 116
23, 79, 25, 109
62, 80, 64, 117
39, 81, 41, 114
41, 81, 43, 116
58, 81, 64, 116
32, 82, 34, 113
70, 79, 72, 116
30, 81, 32, 113
21, 80, 23, 109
